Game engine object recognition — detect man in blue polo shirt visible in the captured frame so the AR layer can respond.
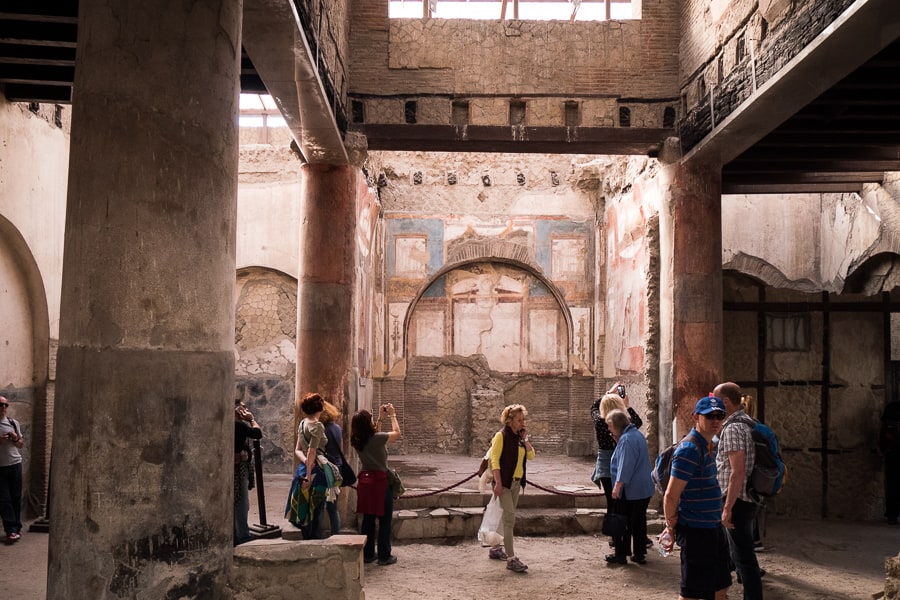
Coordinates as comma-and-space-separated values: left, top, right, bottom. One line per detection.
660, 395, 732, 600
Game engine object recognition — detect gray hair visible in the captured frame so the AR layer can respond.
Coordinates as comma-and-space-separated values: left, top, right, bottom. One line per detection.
605, 409, 629, 435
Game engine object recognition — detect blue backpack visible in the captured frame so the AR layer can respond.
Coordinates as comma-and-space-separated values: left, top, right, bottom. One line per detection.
730, 415, 787, 497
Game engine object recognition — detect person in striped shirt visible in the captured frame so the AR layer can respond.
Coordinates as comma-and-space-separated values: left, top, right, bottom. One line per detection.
660, 395, 732, 600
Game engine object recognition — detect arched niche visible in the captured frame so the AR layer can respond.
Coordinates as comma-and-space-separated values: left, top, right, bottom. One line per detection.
402, 257, 574, 375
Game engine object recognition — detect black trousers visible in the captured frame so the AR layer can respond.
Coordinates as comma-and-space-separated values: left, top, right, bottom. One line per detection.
612, 494, 651, 560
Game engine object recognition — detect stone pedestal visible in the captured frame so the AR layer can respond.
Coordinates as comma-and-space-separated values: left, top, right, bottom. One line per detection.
231, 536, 366, 600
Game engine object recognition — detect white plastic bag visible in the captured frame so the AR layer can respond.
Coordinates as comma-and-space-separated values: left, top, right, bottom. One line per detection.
477, 496, 504, 547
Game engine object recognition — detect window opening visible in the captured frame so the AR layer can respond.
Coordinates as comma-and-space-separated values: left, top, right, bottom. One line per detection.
239, 93, 286, 128
564, 101, 580, 127
766, 313, 810, 351
389, 0, 638, 21
451, 100, 470, 126
509, 100, 526, 126
405, 100, 418, 124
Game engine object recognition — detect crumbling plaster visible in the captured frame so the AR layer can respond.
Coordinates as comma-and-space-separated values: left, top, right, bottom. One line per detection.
722, 187, 900, 293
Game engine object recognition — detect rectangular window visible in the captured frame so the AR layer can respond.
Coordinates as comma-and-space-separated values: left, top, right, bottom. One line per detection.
766, 313, 810, 351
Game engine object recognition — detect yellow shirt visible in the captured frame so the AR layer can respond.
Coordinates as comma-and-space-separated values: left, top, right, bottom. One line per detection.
488, 430, 535, 479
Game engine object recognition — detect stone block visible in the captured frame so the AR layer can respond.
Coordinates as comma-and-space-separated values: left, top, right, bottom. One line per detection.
231, 535, 366, 600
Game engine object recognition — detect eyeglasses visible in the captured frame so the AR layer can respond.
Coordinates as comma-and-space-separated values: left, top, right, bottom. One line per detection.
702, 412, 726, 421
0, 404, 8, 408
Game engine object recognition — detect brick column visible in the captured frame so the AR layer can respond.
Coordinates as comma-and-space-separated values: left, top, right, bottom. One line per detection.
658, 156, 723, 438
47, 1, 241, 597
296, 164, 358, 409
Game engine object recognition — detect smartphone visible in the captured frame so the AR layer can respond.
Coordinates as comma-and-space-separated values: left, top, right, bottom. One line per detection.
616, 385, 626, 398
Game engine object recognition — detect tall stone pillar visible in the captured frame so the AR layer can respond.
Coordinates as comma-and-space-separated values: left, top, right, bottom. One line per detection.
296, 164, 358, 411
658, 153, 723, 439
47, 1, 241, 598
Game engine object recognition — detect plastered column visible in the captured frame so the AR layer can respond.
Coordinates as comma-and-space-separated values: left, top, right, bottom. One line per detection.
47, 1, 241, 597
296, 164, 357, 409
658, 156, 723, 438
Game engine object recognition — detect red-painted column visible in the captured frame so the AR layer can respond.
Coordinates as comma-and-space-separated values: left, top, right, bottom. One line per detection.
658, 158, 724, 437
296, 164, 358, 410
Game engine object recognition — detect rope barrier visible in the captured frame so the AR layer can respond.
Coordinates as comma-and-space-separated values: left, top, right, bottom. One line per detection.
398, 472, 479, 499
395, 471, 603, 499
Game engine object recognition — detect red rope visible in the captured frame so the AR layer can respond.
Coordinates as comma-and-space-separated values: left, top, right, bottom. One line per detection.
393, 471, 603, 499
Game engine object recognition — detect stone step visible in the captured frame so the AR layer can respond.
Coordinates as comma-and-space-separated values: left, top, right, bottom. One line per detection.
391, 505, 663, 542
395, 487, 606, 511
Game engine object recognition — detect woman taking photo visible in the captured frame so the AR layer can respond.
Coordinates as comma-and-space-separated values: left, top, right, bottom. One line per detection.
590, 384, 643, 501
350, 404, 401, 566
486, 403, 535, 574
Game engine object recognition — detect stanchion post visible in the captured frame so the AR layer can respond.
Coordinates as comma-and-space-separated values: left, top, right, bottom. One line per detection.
249, 439, 281, 539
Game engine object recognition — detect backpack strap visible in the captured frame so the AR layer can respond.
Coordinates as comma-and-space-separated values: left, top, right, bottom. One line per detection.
3, 418, 20, 439
724, 413, 757, 432
682, 430, 705, 460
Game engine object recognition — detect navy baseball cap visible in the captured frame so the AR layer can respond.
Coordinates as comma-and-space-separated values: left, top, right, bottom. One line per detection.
694, 395, 726, 415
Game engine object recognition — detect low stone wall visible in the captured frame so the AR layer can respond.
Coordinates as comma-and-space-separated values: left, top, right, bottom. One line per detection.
885, 553, 900, 600
231, 535, 366, 600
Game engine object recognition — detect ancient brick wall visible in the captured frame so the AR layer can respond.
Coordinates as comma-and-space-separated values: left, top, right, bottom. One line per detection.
377, 355, 595, 457
349, 0, 679, 128
679, 0, 855, 151
296, 0, 353, 132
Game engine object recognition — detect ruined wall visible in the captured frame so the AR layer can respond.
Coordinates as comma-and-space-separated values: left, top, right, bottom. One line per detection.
723, 275, 893, 520
723, 186, 900, 293
368, 151, 606, 456
235, 144, 305, 470
234, 268, 298, 471
720, 180, 900, 520
350, 0, 679, 128
597, 156, 663, 452
0, 97, 70, 518
679, 0, 855, 150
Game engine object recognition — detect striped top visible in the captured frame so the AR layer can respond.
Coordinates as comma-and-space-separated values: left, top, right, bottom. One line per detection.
671, 428, 723, 528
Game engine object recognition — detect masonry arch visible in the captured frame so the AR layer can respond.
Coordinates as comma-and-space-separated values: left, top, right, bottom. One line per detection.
234, 266, 297, 471
0, 213, 50, 516
403, 255, 574, 375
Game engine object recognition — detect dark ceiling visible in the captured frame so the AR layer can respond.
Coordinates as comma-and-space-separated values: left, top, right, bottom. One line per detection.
1, 1, 897, 196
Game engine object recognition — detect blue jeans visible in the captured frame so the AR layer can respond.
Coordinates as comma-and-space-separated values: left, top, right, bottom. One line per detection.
361, 485, 393, 561
0, 463, 22, 536
728, 499, 762, 600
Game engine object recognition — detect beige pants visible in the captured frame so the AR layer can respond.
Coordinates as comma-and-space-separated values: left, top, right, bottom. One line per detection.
499, 479, 522, 557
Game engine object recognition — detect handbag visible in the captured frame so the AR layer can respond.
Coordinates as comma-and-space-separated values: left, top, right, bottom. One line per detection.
387, 468, 405, 499
601, 511, 628, 539
338, 453, 357, 487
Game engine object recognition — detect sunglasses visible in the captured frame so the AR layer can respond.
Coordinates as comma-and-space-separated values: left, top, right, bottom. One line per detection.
0, 404, 8, 408
702, 412, 726, 421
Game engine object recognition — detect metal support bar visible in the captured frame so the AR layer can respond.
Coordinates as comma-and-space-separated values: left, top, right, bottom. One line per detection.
250, 439, 281, 539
